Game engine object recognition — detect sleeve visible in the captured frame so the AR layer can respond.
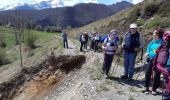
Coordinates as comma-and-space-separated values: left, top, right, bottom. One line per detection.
139, 34, 145, 49
102, 38, 108, 48
146, 41, 152, 53
122, 36, 125, 48
61, 33, 64, 38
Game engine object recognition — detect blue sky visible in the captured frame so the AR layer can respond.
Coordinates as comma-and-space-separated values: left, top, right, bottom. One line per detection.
0, 0, 143, 8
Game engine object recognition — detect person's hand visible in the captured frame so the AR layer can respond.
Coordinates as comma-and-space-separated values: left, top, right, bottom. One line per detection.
134, 47, 140, 52
102, 46, 106, 50
144, 53, 149, 58
113, 46, 117, 50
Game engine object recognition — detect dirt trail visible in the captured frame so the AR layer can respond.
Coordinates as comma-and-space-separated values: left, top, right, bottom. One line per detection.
45, 41, 162, 100
0, 36, 162, 100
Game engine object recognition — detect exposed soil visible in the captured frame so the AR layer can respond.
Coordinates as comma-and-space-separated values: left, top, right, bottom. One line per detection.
0, 54, 85, 100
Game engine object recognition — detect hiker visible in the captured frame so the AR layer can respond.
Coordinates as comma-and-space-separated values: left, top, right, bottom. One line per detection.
94, 32, 101, 52
89, 32, 95, 50
84, 32, 89, 50
102, 31, 119, 79
143, 29, 164, 94
121, 23, 144, 80
79, 32, 86, 52
154, 31, 170, 99
101, 29, 120, 44
61, 30, 68, 48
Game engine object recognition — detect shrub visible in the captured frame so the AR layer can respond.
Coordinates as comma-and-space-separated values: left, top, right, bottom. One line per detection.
128, 7, 141, 22
44, 26, 51, 32
146, 16, 160, 29
158, 0, 170, 17
135, 18, 145, 26
24, 31, 38, 49
144, 3, 159, 17
0, 34, 6, 48
34, 25, 43, 31
0, 48, 9, 66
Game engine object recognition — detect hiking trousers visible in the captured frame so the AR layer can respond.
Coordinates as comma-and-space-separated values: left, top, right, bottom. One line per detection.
124, 52, 137, 78
84, 41, 88, 50
145, 58, 160, 90
102, 53, 114, 76
63, 39, 68, 48
80, 42, 85, 51
94, 40, 99, 52
90, 41, 95, 50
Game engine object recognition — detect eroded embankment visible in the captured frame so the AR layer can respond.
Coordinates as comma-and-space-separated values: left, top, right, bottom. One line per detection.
0, 54, 85, 100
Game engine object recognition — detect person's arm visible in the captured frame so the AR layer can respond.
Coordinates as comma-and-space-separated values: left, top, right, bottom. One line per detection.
139, 34, 145, 49
121, 36, 125, 48
102, 38, 107, 49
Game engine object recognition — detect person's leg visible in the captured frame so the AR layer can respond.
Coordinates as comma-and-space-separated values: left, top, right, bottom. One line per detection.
96, 41, 99, 51
94, 41, 97, 52
162, 76, 170, 100
63, 39, 65, 48
102, 54, 107, 74
65, 39, 68, 48
152, 69, 161, 93
85, 41, 88, 50
80, 42, 83, 51
121, 52, 129, 78
83, 41, 86, 49
144, 59, 153, 90
128, 53, 137, 79
105, 54, 114, 76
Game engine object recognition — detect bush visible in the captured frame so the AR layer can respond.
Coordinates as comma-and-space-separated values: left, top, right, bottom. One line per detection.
146, 16, 160, 29
25, 31, 38, 49
146, 15, 170, 29
0, 48, 9, 66
158, 0, 170, 17
44, 26, 51, 32
144, 3, 159, 17
34, 25, 43, 31
135, 18, 145, 26
0, 34, 6, 48
128, 7, 141, 22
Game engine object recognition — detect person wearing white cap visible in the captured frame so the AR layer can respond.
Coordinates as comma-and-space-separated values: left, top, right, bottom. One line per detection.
121, 23, 144, 80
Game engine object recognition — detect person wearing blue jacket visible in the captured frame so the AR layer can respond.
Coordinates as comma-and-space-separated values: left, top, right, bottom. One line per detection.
143, 29, 164, 94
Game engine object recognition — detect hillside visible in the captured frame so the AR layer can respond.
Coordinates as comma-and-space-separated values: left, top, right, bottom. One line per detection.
0, 1, 132, 29
69, 0, 170, 43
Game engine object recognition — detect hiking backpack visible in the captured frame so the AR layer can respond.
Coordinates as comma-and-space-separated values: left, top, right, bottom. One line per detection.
123, 31, 140, 51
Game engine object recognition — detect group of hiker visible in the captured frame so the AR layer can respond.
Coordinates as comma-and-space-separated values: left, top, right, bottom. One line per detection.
79, 31, 102, 52
61, 23, 170, 99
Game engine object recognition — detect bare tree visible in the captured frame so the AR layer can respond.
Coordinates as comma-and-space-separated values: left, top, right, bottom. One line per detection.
13, 10, 27, 69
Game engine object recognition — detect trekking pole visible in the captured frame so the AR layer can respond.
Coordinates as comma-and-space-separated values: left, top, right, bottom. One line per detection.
130, 60, 147, 91
109, 53, 121, 75
114, 55, 121, 72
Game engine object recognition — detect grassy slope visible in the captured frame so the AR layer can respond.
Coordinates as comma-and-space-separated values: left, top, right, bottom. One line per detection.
69, 0, 170, 41
0, 27, 63, 72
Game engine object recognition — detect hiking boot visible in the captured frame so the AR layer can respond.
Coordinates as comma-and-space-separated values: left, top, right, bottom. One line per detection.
120, 74, 128, 79
128, 76, 133, 81
162, 93, 170, 100
142, 89, 150, 95
151, 90, 157, 95
80, 50, 84, 52
104, 74, 109, 79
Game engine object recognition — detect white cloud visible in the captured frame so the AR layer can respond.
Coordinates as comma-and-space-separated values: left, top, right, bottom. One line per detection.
0, 0, 19, 8
83, 0, 98, 3
131, 0, 143, 4
62, 0, 79, 6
